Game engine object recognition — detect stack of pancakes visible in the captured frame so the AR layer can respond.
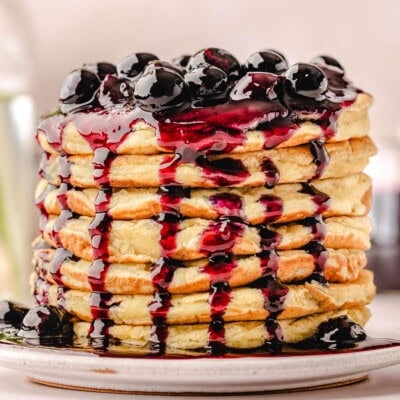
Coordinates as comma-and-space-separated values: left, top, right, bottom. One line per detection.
33, 85, 376, 353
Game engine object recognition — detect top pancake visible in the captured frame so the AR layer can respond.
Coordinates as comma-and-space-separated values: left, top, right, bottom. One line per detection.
40, 136, 376, 189
37, 93, 372, 156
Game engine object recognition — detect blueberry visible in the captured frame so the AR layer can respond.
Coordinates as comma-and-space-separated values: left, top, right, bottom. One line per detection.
303, 316, 366, 350
97, 74, 134, 108
82, 62, 117, 80
147, 60, 184, 76
133, 64, 190, 112
185, 65, 228, 99
187, 48, 240, 79
59, 68, 100, 113
118, 52, 158, 79
244, 50, 288, 74
171, 54, 190, 68
283, 63, 328, 100
0, 300, 29, 328
311, 55, 344, 73
18, 305, 72, 346
266, 49, 288, 64
230, 72, 282, 101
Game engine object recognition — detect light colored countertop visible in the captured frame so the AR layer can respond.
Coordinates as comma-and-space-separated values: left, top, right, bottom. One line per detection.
0, 293, 399, 400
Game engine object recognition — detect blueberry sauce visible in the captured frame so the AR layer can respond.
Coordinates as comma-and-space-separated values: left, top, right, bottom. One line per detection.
299, 183, 331, 215
309, 140, 330, 179
35, 182, 56, 234
27, 49, 368, 356
258, 194, 283, 223
299, 215, 329, 284
253, 226, 288, 351
148, 258, 178, 354
261, 157, 280, 188
51, 155, 73, 246
37, 149, 74, 315
209, 192, 243, 218
0, 301, 29, 329
87, 147, 118, 348
192, 192, 244, 354
49, 247, 76, 286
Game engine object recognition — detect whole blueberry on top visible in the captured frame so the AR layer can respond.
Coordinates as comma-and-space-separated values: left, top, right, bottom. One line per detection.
187, 48, 241, 79
0, 300, 29, 328
82, 62, 117, 80
171, 54, 191, 68
59, 68, 100, 113
118, 52, 158, 79
185, 65, 228, 99
244, 50, 288, 74
97, 74, 134, 108
230, 72, 282, 101
311, 55, 344, 73
283, 63, 328, 100
147, 60, 185, 76
266, 49, 288, 64
133, 64, 190, 112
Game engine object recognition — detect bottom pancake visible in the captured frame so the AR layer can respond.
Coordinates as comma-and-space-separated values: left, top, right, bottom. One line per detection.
32, 269, 375, 325
73, 306, 370, 351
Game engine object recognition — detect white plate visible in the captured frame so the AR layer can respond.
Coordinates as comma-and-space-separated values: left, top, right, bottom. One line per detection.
0, 342, 400, 394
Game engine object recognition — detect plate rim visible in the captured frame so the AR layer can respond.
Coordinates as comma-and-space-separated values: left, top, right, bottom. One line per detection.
0, 341, 399, 393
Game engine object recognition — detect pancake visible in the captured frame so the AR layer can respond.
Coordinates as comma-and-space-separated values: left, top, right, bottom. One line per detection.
33, 247, 367, 294
32, 269, 375, 325
40, 136, 377, 189
36, 173, 371, 225
36, 93, 372, 156
41, 215, 371, 263
29, 51, 377, 355
73, 306, 371, 350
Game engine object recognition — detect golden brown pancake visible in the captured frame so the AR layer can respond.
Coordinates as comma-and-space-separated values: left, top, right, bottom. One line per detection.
32, 269, 375, 325
36, 173, 371, 225
37, 93, 372, 156
41, 215, 371, 263
40, 136, 376, 189
33, 247, 367, 294
72, 306, 370, 350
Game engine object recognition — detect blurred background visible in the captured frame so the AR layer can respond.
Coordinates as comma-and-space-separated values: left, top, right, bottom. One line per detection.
0, 0, 399, 301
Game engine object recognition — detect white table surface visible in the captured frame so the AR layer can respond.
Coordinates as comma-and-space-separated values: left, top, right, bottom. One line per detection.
0, 293, 399, 400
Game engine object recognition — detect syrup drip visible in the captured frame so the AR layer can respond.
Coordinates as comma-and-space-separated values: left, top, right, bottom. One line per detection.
51, 155, 72, 246
38, 152, 50, 180
43, 152, 73, 311
300, 214, 329, 284
258, 194, 283, 223
260, 119, 299, 149
199, 194, 246, 355
49, 248, 75, 286
32, 278, 51, 306
148, 185, 183, 353
309, 140, 330, 179
72, 125, 129, 348
300, 183, 331, 215
35, 181, 56, 234
148, 258, 180, 354
87, 151, 115, 348
261, 157, 280, 188
298, 183, 331, 283
253, 226, 288, 351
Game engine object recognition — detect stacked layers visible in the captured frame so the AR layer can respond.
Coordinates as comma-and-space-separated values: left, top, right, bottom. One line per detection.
32, 51, 376, 354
